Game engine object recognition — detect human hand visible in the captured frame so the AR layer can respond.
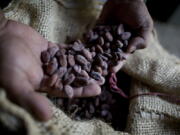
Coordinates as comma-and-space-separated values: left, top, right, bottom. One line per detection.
0, 14, 101, 121
98, 0, 153, 72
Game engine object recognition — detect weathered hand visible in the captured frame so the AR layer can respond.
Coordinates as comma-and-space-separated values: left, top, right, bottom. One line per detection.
99, 0, 153, 53
0, 15, 101, 121
98, 0, 153, 72
0, 18, 52, 121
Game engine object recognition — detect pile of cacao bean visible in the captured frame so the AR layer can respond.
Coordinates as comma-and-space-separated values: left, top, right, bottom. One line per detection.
50, 71, 130, 131
41, 24, 131, 130
41, 24, 131, 98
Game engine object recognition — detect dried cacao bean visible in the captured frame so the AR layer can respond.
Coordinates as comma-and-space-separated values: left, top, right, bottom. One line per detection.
82, 49, 93, 61
64, 85, 74, 98
64, 73, 75, 85
72, 42, 84, 51
90, 71, 102, 81
58, 54, 67, 67
41, 51, 50, 63
73, 65, 82, 74
105, 32, 113, 42
68, 54, 75, 66
120, 32, 131, 40
75, 55, 88, 65
45, 58, 58, 75
54, 78, 63, 91
56, 67, 67, 78
48, 46, 59, 58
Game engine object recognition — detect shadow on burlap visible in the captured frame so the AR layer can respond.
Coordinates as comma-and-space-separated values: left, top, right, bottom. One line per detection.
0, 0, 180, 134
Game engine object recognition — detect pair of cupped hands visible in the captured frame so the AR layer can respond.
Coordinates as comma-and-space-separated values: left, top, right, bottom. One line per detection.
0, 0, 153, 121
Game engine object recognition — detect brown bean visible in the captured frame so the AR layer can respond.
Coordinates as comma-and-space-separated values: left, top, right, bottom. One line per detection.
75, 55, 88, 66
56, 48, 66, 57
79, 70, 89, 79
54, 78, 63, 91
96, 45, 104, 53
56, 67, 67, 78
73, 65, 82, 74
90, 71, 102, 81
95, 55, 104, 67
48, 73, 59, 87
103, 52, 112, 59
99, 54, 108, 61
68, 49, 76, 55
72, 42, 84, 51
104, 42, 110, 49
63, 73, 75, 85
123, 40, 128, 46
41, 51, 51, 63
68, 54, 75, 66
63, 67, 73, 80
83, 62, 91, 72
120, 32, 131, 40
102, 61, 108, 70
98, 37, 104, 46
82, 49, 93, 61
116, 40, 124, 48
105, 32, 113, 42
117, 24, 124, 35
64, 85, 74, 98
105, 49, 111, 54
58, 54, 67, 67
48, 46, 59, 58
91, 52, 96, 57
97, 75, 105, 85
45, 58, 58, 75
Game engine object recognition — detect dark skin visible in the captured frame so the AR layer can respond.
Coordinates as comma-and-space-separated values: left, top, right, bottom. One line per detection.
99, 0, 153, 53
0, 0, 153, 121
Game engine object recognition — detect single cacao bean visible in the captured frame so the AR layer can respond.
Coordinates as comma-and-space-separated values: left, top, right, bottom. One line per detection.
45, 58, 58, 75
58, 54, 67, 67
98, 37, 104, 46
63, 73, 75, 85
54, 78, 63, 91
105, 32, 113, 42
73, 65, 82, 74
82, 49, 93, 61
120, 32, 131, 40
68, 54, 75, 66
75, 55, 88, 65
48, 46, 59, 58
90, 71, 102, 81
56, 67, 67, 78
41, 51, 51, 63
64, 85, 74, 98
117, 24, 124, 35
72, 42, 84, 51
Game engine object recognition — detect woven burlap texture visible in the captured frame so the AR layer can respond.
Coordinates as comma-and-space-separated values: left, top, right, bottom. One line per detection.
0, 0, 180, 135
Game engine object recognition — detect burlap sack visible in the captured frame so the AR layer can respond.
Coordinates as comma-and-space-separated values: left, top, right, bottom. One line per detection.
0, 0, 180, 134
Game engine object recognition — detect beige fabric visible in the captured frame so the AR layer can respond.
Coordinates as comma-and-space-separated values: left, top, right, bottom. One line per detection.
0, 0, 180, 135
